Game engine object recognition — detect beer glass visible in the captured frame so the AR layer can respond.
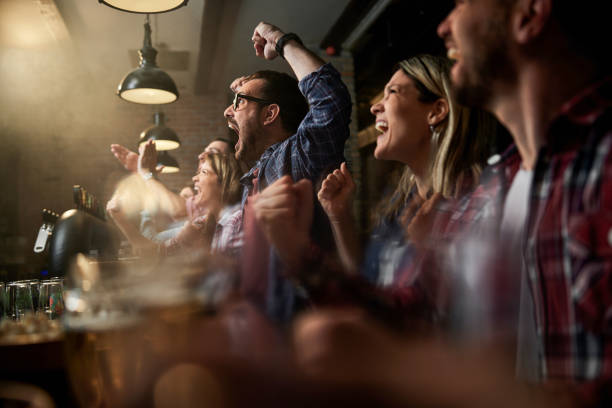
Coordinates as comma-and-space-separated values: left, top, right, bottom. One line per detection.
38, 280, 64, 320
8, 282, 34, 320
14, 279, 40, 311
0, 282, 5, 319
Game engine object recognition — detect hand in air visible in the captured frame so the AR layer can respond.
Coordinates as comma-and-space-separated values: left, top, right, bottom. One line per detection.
110, 144, 138, 172
317, 162, 355, 222
254, 176, 314, 267
138, 140, 160, 175
229, 76, 249, 93
252, 22, 284, 60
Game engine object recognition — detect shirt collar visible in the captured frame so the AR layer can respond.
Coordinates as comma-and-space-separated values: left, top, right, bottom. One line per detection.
238, 140, 284, 187
240, 165, 259, 187
537, 76, 612, 155
559, 76, 612, 125
483, 79, 611, 185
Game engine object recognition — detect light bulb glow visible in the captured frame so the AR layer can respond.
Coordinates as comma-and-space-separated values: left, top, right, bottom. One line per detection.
101, 0, 187, 14
120, 88, 177, 104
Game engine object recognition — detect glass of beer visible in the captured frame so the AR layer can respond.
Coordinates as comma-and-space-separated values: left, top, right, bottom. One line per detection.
38, 280, 64, 320
14, 279, 41, 311
8, 282, 34, 320
0, 282, 5, 319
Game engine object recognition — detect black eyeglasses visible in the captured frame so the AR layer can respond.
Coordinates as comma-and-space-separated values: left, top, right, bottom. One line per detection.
232, 93, 274, 110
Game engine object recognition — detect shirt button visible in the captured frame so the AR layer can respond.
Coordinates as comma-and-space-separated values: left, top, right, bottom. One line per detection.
487, 154, 501, 165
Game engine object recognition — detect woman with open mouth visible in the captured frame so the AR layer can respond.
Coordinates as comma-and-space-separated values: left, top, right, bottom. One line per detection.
107, 151, 242, 258
317, 54, 497, 303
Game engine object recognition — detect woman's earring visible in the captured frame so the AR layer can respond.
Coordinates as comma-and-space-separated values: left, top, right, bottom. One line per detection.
429, 124, 435, 133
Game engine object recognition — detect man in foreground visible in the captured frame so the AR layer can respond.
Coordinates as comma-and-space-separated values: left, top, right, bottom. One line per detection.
435, 0, 611, 401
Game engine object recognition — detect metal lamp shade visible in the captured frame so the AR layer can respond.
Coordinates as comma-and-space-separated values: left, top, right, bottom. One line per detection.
118, 66, 178, 104
157, 151, 179, 173
118, 20, 179, 104
139, 112, 180, 150
99, 0, 188, 14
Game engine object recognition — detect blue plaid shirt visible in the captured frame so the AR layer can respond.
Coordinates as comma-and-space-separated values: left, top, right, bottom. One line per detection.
240, 63, 352, 322
240, 63, 351, 200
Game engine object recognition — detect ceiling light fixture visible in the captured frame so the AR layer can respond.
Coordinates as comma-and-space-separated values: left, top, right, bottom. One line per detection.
117, 15, 179, 104
139, 111, 180, 150
99, 0, 188, 14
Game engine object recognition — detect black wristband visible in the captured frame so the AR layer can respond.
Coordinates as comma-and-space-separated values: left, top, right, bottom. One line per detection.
275, 32, 303, 59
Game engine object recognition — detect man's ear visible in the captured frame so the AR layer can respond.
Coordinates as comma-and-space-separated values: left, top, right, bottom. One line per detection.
427, 98, 449, 127
262, 104, 280, 126
512, 0, 552, 44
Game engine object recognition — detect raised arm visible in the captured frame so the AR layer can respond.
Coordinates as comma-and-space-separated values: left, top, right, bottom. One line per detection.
251, 22, 351, 185
137, 140, 187, 219
107, 195, 211, 257
106, 195, 158, 255
251, 22, 324, 81
110, 144, 138, 172
318, 163, 361, 274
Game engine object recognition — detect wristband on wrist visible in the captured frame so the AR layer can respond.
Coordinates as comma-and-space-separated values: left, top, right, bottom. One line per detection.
275, 32, 303, 59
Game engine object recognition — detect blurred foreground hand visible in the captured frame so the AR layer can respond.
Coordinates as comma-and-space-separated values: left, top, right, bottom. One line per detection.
253, 175, 313, 269
292, 309, 577, 408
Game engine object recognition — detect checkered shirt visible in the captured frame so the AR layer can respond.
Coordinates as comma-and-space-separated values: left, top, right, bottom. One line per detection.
239, 63, 351, 200
436, 77, 612, 402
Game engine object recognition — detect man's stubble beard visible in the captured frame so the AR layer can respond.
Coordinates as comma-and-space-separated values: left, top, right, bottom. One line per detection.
451, 14, 514, 109
235, 127, 262, 168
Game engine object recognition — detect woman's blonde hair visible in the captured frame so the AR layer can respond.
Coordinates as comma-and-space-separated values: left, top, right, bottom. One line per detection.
203, 152, 243, 206
193, 152, 243, 241
374, 54, 495, 225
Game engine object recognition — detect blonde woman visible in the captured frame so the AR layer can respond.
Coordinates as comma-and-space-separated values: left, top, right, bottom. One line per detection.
108, 152, 243, 256
318, 54, 495, 286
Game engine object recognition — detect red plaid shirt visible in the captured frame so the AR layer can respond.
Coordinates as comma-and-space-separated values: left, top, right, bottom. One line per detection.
525, 78, 612, 399
431, 77, 612, 402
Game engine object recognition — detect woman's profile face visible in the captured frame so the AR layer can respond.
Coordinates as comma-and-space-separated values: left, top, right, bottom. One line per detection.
192, 160, 221, 206
370, 70, 434, 165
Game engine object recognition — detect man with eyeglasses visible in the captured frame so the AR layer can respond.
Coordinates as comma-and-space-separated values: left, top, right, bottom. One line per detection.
222, 22, 352, 323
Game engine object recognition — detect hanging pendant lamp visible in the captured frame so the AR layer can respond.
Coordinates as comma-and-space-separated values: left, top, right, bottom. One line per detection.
117, 15, 179, 104
99, 0, 188, 14
157, 151, 179, 173
139, 112, 180, 150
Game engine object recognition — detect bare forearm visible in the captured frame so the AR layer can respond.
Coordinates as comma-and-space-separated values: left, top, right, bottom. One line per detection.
109, 212, 156, 251
282, 40, 325, 81
329, 212, 362, 275
143, 178, 187, 219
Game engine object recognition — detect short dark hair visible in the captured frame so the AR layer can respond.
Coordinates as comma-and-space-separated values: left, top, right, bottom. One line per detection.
211, 137, 235, 153
551, 1, 608, 68
243, 70, 309, 134
499, 0, 608, 68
